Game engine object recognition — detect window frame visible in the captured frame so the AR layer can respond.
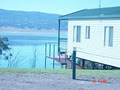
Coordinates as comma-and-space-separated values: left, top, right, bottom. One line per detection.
104, 26, 113, 47
73, 26, 81, 43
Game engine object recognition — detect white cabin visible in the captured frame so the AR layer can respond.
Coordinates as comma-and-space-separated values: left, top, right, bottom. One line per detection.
59, 7, 120, 68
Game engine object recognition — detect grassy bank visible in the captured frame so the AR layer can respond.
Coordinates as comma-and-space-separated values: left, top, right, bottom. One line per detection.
0, 68, 120, 78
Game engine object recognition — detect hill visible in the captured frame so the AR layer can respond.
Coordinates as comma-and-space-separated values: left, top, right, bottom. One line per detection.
0, 9, 67, 30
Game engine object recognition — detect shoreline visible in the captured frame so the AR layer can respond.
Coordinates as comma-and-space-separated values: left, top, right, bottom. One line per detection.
0, 30, 67, 34
0, 28, 67, 34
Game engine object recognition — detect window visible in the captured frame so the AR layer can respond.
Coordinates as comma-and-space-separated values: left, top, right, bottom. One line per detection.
73, 26, 76, 42
76, 26, 81, 42
104, 26, 113, 47
85, 26, 90, 39
73, 26, 81, 42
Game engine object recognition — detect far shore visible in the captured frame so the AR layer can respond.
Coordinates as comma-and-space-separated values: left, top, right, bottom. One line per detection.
0, 27, 67, 34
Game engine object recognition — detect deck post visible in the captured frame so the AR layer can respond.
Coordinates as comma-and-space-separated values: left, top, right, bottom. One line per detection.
58, 20, 61, 62
45, 43, 47, 69
58, 20, 60, 53
72, 47, 76, 79
53, 44, 55, 69
49, 43, 51, 57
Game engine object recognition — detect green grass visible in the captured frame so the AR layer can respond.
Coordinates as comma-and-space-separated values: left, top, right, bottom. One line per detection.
0, 68, 120, 78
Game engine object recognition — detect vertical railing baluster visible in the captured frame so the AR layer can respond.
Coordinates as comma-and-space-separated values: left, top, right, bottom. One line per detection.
53, 44, 55, 69
45, 43, 47, 69
49, 43, 51, 57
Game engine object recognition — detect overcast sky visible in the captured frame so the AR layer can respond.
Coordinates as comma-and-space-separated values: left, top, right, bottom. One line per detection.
0, 0, 120, 15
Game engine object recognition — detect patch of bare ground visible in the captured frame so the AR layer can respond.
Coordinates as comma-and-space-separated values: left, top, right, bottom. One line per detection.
0, 73, 119, 90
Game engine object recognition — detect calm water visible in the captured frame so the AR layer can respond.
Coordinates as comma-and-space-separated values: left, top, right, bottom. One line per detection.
0, 33, 67, 69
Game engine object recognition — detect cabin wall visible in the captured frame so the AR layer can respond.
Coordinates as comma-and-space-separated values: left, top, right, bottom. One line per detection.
67, 20, 120, 68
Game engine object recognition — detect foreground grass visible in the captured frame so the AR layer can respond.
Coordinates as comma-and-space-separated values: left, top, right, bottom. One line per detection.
0, 68, 120, 78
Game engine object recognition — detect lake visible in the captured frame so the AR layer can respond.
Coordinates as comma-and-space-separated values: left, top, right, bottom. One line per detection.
0, 33, 67, 69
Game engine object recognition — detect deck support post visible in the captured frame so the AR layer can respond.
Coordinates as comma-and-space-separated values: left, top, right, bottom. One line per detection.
103, 64, 107, 69
65, 50, 67, 69
92, 62, 95, 70
82, 59, 85, 68
59, 52, 60, 62
72, 47, 76, 79
45, 43, 47, 69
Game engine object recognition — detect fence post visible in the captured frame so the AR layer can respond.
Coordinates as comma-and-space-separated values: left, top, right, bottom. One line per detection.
72, 47, 76, 79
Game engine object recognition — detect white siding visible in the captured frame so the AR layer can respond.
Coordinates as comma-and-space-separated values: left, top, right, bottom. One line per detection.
67, 20, 120, 68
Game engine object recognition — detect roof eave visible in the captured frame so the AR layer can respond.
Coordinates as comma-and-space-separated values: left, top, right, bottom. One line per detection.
59, 15, 120, 20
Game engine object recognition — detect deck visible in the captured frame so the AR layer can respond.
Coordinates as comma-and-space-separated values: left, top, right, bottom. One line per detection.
46, 55, 83, 69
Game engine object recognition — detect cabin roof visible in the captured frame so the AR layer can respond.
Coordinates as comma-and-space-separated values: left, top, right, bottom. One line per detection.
59, 6, 120, 20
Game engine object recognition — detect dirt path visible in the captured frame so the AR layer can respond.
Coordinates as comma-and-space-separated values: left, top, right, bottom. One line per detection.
0, 74, 119, 90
